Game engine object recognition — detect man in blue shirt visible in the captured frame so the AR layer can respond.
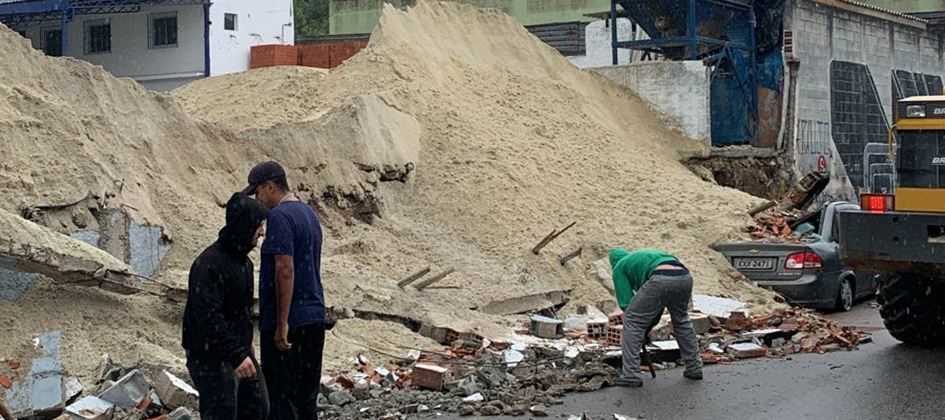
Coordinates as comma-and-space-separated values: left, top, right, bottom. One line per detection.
243, 161, 326, 420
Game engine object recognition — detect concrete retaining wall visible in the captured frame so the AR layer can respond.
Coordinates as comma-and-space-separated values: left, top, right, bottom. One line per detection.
589, 61, 711, 144
788, 0, 945, 201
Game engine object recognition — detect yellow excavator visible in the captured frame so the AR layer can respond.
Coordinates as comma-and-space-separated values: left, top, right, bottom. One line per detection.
837, 95, 945, 346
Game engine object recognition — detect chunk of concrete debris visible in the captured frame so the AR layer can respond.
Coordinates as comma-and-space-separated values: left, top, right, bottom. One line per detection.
456, 377, 481, 397
567, 414, 591, 420
503, 349, 525, 367
98, 370, 149, 409
728, 343, 767, 359
327, 390, 355, 407
167, 407, 197, 420
153, 371, 198, 410
690, 312, 711, 335
64, 377, 84, 403
65, 396, 114, 420
692, 295, 748, 318
529, 404, 549, 417
530, 315, 563, 339
412, 364, 448, 391
462, 393, 484, 403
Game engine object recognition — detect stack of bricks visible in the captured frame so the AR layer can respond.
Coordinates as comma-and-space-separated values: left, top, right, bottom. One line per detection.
250, 45, 298, 69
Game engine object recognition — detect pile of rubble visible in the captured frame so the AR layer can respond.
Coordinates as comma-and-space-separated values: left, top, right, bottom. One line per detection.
1, 332, 198, 420
313, 300, 868, 419
746, 208, 805, 241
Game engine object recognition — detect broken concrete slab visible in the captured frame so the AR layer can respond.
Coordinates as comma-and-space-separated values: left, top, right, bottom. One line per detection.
478, 289, 571, 316
153, 371, 198, 410
5, 331, 66, 418
692, 295, 748, 318
0, 209, 151, 295
98, 370, 149, 409
65, 396, 114, 420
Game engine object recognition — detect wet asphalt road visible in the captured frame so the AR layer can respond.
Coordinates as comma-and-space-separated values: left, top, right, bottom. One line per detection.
441, 301, 945, 420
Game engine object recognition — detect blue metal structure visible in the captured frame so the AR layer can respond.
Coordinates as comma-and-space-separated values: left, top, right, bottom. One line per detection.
610, 0, 762, 145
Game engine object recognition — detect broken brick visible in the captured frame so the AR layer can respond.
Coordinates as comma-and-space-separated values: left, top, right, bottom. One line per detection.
0, 374, 11, 389
412, 364, 448, 391
606, 325, 624, 347
608, 310, 624, 327
587, 321, 607, 339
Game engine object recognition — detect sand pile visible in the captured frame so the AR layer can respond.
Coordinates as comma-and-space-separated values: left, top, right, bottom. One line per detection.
1, 0, 779, 383
178, 0, 777, 312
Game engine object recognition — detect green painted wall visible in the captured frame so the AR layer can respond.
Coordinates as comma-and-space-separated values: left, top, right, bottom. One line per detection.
329, 0, 612, 34
859, 0, 945, 12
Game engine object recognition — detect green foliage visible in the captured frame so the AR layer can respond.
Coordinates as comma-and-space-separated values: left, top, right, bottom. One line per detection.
294, 0, 330, 37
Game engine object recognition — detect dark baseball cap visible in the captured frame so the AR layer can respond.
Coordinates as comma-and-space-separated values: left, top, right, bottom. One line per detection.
242, 161, 287, 195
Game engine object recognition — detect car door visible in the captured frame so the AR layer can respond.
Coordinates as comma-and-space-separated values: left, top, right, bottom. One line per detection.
827, 202, 873, 298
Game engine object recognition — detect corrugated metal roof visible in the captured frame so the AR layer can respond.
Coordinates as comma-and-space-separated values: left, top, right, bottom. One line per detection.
833, 0, 929, 23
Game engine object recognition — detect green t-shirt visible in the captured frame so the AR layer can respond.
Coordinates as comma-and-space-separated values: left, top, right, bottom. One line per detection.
609, 248, 678, 310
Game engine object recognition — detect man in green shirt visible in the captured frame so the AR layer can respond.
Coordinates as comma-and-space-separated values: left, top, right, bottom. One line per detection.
609, 248, 703, 387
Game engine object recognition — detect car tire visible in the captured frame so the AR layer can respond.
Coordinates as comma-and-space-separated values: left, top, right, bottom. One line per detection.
878, 274, 945, 347
836, 277, 854, 312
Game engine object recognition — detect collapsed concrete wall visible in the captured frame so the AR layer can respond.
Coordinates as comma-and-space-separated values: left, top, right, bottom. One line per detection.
787, 0, 945, 201
589, 61, 711, 145
0, 209, 153, 297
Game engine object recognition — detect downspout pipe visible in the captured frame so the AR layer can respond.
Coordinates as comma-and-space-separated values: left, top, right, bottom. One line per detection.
203, 2, 211, 77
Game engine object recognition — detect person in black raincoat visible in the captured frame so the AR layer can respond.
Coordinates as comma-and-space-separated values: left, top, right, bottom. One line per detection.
182, 192, 269, 420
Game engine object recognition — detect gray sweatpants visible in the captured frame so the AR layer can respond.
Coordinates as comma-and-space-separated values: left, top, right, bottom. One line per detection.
621, 272, 702, 378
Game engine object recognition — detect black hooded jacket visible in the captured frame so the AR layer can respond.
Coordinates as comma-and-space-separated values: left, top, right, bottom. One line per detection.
182, 193, 268, 366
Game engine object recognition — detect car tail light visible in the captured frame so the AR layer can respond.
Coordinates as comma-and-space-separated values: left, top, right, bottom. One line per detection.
785, 251, 823, 270
860, 193, 894, 213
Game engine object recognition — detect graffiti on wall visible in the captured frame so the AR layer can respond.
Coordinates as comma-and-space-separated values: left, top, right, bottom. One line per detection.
797, 119, 832, 174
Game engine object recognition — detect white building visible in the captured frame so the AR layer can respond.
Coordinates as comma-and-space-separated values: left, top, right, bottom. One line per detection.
0, 0, 294, 90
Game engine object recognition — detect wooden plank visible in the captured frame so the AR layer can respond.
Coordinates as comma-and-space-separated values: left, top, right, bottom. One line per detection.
397, 266, 431, 289
415, 268, 455, 291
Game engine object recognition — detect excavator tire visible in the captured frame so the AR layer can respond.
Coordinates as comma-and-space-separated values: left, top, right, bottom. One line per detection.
878, 274, 945, 347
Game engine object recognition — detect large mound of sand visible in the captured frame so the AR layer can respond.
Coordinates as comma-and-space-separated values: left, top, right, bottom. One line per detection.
178, 0, 775, 309
0, 0, 777, 381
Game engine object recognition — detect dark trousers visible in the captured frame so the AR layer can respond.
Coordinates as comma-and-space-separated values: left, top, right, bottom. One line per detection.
186, 356, 269, 420
261, 324, 326, 420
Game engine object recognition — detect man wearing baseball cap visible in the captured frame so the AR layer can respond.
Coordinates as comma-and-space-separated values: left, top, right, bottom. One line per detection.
244, 161, 326, 420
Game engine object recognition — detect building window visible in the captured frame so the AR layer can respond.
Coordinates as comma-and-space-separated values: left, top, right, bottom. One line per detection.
84, 20, 111, 54
224, 13, 238, 31
43, 29, 62, 57
149, 12, 178, 48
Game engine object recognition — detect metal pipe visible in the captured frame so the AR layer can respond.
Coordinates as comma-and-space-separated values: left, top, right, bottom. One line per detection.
203, 2, 210, 77
687, 0, 697, 59
610, 0, 617, 65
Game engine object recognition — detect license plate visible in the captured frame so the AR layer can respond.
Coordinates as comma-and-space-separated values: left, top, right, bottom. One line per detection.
734, 257, 777, 271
